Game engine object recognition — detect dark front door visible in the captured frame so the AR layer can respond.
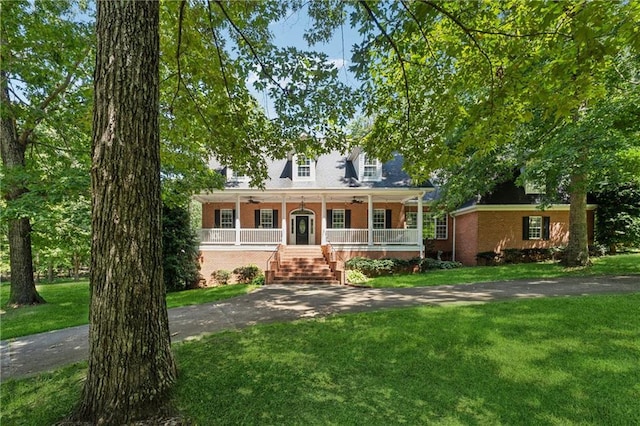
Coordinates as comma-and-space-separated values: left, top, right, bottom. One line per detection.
295, 216, 309, 245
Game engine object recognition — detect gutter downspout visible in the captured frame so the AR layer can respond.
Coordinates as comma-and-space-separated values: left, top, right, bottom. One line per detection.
451, 213, 456, 262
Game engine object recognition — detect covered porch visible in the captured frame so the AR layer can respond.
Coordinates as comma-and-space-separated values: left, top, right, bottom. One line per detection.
194, 188, 429, 252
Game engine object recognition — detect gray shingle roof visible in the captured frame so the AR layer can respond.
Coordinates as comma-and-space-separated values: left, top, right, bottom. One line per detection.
214, 151, 433, 190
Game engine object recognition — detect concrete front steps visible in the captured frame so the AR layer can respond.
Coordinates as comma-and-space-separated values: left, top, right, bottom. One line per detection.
269, 246, 340, 285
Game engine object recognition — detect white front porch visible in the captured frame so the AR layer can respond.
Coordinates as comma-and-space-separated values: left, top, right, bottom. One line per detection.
198, 228, 422, 246
195, 188, 429, 252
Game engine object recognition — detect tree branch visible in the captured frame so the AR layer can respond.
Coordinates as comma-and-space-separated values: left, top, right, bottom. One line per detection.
214, 0, 288, 95
170, 0, 187, 111
358, 0, 411, 132
421, 0, 495, 107
206, 0, 233, 102
18, 46, 89, 147
399, 0, 442, 74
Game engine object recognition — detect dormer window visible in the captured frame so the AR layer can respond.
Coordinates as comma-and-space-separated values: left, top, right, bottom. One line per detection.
524, 181, 544, 195
293, 154, 315, 181
361, 153, 382, 181
226, 168, 247, 182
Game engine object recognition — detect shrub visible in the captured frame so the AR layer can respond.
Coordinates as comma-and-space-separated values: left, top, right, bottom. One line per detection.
211, 270, 231, 285
251, 274, 265, 286
163, 204, 201, 292
420, 258, 462, 271
589, 244, 608, 257
476, 251, 500, 266
233, 264, 261, 283
345, 257, 397, 276
346, 269, 370, 285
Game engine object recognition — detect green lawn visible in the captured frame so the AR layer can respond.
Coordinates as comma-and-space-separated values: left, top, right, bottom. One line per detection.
1, 254, 638, 340
2, 294, 639, 425
367, 253, 640, 287
0, 281, 257, 340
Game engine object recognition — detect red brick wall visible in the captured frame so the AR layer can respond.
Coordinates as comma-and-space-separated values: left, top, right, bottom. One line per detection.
455, 209, 596, 265
335, 249, 419, 261
454, 212, 479, 265
199, 250, 274, 284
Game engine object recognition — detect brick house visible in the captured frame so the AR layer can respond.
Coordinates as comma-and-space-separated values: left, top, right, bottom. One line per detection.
194, 151, 595, 283
450, 178, 596, 265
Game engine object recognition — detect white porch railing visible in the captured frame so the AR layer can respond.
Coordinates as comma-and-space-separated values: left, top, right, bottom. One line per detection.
199, 228, 282, 245
199, 229, 235, 244
372, 229, 420, 244
325, 229, 368, 244
200, 228, 420, 245
326, 228, 419, 245
240, 228, 282, 244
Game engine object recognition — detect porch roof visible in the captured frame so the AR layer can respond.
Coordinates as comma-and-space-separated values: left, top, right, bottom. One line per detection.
193, 187, 432, 204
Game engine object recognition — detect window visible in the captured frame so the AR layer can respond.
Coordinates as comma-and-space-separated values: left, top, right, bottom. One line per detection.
332, 209, 345, 229
525, 181, 544, 194
293, 154, 315, 181
406, 212, 417, 229
434, 217, 447, 239
220, 209, 234, 229
527, 216, 542, 239
362, 154, 381, 180
297, 156, 312, 177
523, 216, 550, 240
373, 209, 386, 229
227, 168, 246, 182
260, 209, 273, 229
423, 214, 448, 240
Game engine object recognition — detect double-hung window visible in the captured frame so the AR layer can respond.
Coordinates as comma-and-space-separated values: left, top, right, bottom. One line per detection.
362, 154, 381, 181
406, 212, 417, 229
373, 209, 386, 229
527, 216, 542, 239
297, 156, 312, 177
220, 209, 234, 229
332, 209, 345, 229
424, 214, 448, 240
260, 209, 274, 229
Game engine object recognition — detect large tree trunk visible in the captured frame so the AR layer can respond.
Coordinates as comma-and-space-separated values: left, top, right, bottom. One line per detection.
563, 169, 590, 267
72, 1, 176, 423
0, 70, 44, 306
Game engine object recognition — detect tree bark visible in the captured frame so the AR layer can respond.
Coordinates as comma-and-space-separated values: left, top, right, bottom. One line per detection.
0, 70, 44, 306
72, 1, 176, 423
563, 169, 590, 267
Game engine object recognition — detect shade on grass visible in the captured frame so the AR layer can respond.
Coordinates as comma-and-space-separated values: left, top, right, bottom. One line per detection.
0, 282, 256, 340
6, 294, 637, 424
367, 253, 640, 288
172, 294, 640, 425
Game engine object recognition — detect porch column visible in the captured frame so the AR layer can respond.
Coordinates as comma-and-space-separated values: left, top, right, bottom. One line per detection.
235, 194, 241, 245
281, 195, 287, 245
367, 194, 373, 246
417, 192, 424, 258
321, 194, 327, 245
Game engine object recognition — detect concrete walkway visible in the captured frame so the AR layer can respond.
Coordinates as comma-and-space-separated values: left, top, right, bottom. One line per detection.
1, 275, 638, 381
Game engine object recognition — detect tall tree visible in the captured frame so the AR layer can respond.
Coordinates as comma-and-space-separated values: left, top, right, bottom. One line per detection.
1, 0, 92, 304
303, 0, 639, 266
72, 1, 176, 423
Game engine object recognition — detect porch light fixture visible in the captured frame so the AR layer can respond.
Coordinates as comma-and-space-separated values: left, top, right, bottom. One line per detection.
299, 196, 305, 211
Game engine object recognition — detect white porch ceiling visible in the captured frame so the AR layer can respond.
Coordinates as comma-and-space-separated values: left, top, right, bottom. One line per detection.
193, 188, 432, 204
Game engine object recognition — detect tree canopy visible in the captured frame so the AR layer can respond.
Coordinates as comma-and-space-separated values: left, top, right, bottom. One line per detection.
299, 0, 640, 264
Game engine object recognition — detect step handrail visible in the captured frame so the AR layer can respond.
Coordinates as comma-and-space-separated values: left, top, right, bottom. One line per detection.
322, 243, 346, 285
265, 244, 282, 285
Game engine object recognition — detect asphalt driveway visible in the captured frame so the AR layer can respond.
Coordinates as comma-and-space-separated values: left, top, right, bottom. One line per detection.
1, 274, 638, 381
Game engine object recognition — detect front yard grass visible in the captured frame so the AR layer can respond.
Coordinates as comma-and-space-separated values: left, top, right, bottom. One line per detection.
2, 294, 639, 425
1, 254, 638, 340
367, 253, 640, 288
0, 281, 257, 340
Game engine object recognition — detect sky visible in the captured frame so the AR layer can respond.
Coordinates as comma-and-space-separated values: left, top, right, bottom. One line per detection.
249, 6, 362, 118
